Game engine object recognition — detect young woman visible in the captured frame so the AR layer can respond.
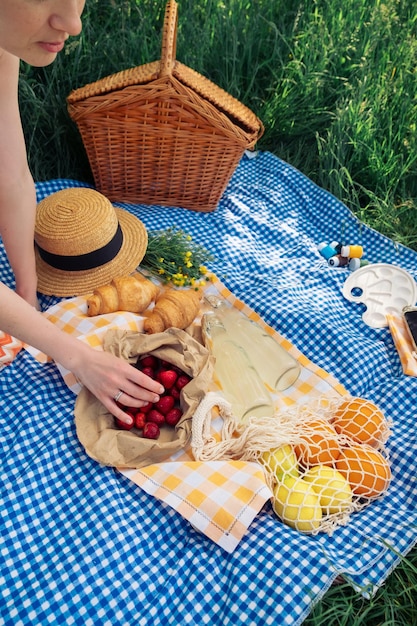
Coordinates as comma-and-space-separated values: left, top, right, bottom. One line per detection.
0, 0, 164, 424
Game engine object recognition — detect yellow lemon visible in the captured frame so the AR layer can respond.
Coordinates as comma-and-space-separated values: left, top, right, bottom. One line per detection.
260, 444, 299, 480
272, 475, 322, 533
303, 465, 353, 515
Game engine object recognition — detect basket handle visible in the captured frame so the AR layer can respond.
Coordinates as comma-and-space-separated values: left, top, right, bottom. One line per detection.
160, 0, 178, 77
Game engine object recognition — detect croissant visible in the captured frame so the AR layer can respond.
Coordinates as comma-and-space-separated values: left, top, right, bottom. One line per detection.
143, 287, 202, 334
86, 273, 160, 316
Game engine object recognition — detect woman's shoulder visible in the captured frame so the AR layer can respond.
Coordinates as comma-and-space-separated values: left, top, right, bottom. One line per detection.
0, 50, 20, 107
0, 49, 19, 83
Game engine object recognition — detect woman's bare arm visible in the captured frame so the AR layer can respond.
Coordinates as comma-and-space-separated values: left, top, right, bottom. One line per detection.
0, 282, 164, 424
0, 50, 39, 306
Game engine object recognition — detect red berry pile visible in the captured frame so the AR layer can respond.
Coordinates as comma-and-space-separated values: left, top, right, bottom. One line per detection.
114, 354, 191, 439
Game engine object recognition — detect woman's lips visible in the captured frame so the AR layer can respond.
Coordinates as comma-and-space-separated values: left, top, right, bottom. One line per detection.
38, 41, 65, 53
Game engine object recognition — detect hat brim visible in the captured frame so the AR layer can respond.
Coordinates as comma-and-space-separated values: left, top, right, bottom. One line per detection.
35, 207, 148, 296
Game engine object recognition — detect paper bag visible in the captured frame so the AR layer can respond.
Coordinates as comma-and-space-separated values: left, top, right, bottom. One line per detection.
74, 328, 214, 468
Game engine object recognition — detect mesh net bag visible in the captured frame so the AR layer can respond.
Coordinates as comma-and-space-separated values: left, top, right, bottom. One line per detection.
191, 393, 392, 535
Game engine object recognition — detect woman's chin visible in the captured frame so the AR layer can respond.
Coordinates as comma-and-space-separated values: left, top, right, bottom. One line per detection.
21, 47, 59, 67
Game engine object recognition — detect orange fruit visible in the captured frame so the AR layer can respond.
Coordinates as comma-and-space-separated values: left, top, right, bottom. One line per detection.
332, 397, 389, 448
335, 444, 391, 498
294, 419, 341, 467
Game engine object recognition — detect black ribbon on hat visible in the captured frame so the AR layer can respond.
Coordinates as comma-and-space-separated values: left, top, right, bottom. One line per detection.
36, 224, 124, 271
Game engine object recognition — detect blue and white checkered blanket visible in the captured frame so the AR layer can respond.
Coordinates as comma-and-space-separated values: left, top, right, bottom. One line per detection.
1, 151, 416, 625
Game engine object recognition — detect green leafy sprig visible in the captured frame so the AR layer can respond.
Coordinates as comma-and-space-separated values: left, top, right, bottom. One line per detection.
140, 227, 215, 288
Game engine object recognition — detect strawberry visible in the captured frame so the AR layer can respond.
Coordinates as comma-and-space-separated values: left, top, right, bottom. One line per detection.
134, 412, 146, 429
157, 369, 178, 389
155, 395, 175, 415
143, 422, 160, 439
125, 407, 137, 419
176, 374, 191, 390
165, 407, 182, 426
146, 409, 165, 426
140, 355, 158, 368
115, 416, 134, 430
170, 386, 181, 400
141, 366, 156, 379
116, 406, 137, 429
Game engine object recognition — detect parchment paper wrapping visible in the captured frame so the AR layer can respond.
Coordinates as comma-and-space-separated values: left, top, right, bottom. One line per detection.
74, 328, 214, 468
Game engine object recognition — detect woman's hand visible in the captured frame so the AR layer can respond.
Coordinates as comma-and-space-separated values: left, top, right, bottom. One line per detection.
71, 346, 164, 426
0, 283, 164, 425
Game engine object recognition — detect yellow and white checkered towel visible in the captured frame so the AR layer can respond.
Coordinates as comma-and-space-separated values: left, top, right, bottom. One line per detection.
23, 276, 348, 551
122, 460, 272, 553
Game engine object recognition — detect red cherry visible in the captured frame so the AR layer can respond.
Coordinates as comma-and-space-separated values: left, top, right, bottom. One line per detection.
141, 401, 153, 414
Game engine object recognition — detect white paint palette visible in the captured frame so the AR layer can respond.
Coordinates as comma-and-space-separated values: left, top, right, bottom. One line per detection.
342, 263, 417, 328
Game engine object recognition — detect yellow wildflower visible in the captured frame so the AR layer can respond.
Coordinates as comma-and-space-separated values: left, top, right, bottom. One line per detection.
139, 226, 214, 287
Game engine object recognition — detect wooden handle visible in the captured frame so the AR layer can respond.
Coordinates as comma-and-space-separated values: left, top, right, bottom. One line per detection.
160, 0, 178, 77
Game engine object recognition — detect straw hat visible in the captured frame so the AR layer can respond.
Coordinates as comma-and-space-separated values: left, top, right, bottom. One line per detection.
34, 187, 148, 296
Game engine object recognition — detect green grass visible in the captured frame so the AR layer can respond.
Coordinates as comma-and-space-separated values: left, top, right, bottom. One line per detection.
19, 0, 417, 250
305, 546, 417, 625
18, 2, 417, 620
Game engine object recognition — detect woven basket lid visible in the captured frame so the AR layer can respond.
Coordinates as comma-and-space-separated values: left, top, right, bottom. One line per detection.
68, 0, 262, 136
67, 60, 262, 135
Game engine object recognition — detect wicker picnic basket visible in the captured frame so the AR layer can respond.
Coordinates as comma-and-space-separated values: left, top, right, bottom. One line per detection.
67, 0, 264, 212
